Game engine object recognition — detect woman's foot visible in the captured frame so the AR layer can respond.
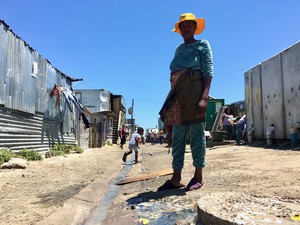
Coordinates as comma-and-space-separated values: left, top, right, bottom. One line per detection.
185, 178, 204, 191
157, 180, 185, 191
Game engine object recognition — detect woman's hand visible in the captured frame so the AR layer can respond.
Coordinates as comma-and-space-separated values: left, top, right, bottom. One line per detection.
196, 98, 208, 118
196, 77, 211, 118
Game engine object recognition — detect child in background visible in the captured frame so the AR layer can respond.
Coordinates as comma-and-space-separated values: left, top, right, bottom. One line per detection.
122, 127, 144, 164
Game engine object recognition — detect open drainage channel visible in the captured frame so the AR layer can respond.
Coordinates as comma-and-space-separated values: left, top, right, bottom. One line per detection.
84, 156, 202, 225
83, 157, 132, 225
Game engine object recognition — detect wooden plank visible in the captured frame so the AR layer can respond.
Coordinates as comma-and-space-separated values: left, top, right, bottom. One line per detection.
212, 106, 225, 132
116, 168, 173, 185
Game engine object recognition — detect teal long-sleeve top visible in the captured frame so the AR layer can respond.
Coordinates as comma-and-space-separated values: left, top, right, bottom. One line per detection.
169, 39, 213, 79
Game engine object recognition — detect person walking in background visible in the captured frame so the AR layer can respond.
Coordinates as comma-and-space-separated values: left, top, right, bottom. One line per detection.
159, 12, 213, 191
154, 131, 158, 144
119, 125, 126, 149
150, 130, 154, 145
165, 132, 172, 148
236, 114, 247, 145
220, 106, 234, 140
159, 129, 164, 144
122, 127, 144, 164
163, 132, 168, 144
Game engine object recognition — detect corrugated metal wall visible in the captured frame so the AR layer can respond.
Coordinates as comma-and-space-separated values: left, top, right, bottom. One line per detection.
0, 20, 78, 152
245, 41, 300, 140
0, 107, 76, 152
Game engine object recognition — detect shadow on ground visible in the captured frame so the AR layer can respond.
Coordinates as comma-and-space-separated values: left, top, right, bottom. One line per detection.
126, 188, 187, 205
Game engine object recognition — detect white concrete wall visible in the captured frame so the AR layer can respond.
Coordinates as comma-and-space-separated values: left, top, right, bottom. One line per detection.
245, 41, 300, 140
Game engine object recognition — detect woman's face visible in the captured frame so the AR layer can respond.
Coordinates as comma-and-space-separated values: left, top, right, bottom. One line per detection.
179, 20, 196, 39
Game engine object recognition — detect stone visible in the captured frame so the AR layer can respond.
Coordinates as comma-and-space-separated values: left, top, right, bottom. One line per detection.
1, 158, 28, 169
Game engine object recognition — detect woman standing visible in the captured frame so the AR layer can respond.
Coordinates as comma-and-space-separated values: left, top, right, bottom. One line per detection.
159, 13, 213, 191
221, 106, 234, 140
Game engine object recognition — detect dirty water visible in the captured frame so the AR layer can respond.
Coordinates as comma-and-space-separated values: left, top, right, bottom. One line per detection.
84, 155, 202, 225
130, 199, 202, 225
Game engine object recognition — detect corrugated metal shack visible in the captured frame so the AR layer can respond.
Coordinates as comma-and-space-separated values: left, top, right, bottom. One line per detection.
245, 41, 300, 141
0, 20, 82, 152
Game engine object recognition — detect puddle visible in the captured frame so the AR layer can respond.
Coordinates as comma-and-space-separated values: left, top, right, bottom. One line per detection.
136, 201, 199, 224
134, 200, 202, 225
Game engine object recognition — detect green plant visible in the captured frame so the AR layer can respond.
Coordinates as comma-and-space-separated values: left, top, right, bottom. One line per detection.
17, 149, 43, 161
106, 139, 113, 146
50, 143, 72, 156
50, 143, 84, 155
0, 149, 15, 165
51, 143, 66, 156
73, 145, 83, 154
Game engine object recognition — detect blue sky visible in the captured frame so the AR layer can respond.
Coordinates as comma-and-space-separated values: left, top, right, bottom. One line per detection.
1, 0, 300, 129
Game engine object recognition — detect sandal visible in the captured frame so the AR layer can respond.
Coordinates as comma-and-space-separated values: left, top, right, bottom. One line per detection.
122, 154, 127, 163
157, 180, 185, 191
185, 178, 204, 191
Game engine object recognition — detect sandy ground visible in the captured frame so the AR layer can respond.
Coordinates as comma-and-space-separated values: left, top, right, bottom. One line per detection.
0, 146, 124, 225
0, 141, 300, 225
103, 141, 300, 225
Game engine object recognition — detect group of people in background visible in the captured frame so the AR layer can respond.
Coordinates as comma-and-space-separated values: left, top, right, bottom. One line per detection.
119, 127, 170, 148
119, 126, 170, 164
147, 129, 167, 145
220, 105, 248, 145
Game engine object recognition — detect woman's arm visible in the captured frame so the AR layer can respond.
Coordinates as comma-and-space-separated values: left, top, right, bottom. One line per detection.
197, 77, 212, 117
196, 40, 213, 117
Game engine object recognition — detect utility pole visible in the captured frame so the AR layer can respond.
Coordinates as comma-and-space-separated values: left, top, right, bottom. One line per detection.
131, 99, 134, 132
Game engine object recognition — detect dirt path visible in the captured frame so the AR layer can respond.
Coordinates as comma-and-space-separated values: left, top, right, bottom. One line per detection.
104, 142, 300, 225
0, 146, 124, 225
1, 142, 300, 225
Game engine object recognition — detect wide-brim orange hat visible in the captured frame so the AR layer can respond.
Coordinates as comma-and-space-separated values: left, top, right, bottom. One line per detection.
172, 13, 205, 35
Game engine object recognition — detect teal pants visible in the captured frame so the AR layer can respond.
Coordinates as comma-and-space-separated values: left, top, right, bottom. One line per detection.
172, 123, 206, 170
